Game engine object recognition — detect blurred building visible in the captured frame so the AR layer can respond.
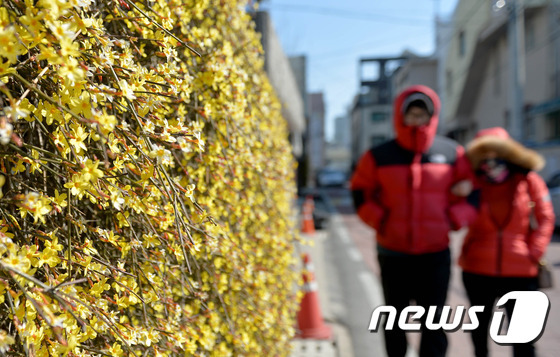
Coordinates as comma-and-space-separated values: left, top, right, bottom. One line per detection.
435, 14, 455, 134
324, 114, 352, 173
288, 55, 310, 189
351, 57, 404, 166
351, 53, 440, 166
253, 11, 305, 158
333, 114, 351, 149
307, 92, 326, 185
442, 0, 560, 179
392, 51, 438, 97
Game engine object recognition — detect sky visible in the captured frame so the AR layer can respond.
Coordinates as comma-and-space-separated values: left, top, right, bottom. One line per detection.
260, 0, 460, 140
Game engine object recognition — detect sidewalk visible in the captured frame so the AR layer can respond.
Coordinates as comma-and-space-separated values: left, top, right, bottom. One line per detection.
291, 229, 355, 357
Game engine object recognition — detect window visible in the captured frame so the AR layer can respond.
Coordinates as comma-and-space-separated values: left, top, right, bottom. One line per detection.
523, 115, 535, 141
492, 48, 500, 95
547, 172, 560, 189
371, 135, 386, 147
371, 112, 386, 122
446, 70, 453, 95
459, 30, 466, 57
546, 111, 560, 141
526, 18, 535, 52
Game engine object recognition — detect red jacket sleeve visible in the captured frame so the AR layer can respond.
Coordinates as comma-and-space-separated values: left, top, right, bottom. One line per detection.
447, 145, 478, 230
350, 151, 385, 231
526, 171, 555, 262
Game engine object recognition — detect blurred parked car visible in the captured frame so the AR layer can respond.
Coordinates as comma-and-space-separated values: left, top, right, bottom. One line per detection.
297, 188, 330, 229
316, 168, 347, 187
546, 172, 560, 227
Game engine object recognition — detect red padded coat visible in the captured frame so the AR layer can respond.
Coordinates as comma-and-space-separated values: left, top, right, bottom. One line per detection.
459, 127, 554, 277
350, 85, 476, 254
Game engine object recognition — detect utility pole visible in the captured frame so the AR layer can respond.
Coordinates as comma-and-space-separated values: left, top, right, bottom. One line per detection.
507, 0, 525, 141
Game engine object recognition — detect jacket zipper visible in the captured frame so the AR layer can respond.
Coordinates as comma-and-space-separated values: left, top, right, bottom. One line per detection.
409, 135, 419, 251
486, 177, 519, 276
496, 229, 503, 275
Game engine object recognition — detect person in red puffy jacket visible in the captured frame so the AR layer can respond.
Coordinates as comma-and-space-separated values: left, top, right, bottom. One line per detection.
459, 127, 554, 357
351, 85, 476, 357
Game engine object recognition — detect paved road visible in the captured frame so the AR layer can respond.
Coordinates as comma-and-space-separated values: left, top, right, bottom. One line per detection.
319, 186, 560, 357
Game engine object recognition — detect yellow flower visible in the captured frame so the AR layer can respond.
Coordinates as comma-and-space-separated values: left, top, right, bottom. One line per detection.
0, 330, 15, 353
68, 123, 88, 154
18, 192, 52, 224
59, 37, 81, 58
82, 239, 98, 256
69, 91, 94, 119
97, 228, 119, 246
58, 57, 85, 83
118, 79, 136, 100
0, 175, 4, 199
4, 103, 30, 121
140, 328, 161, 347
95, 111, 117, 133
0, 121, 13, 145
106, 133, 121, 154
116, 211, 129, 228
37, 246, 61, 267
47, 20, 77, 40
52, 189, 68, 209
142, 233, 160, 248
185, 184, 196, 202
2, 250, 31, 273
37, 44, 61, 65
90, 277, 110, 297
108, 342, 124, 357
0, 26, 24, 64
29, 149, 44, 174
64, 174, 88, 197
82, 159, 104, 182
0, 61, 15, 83
149, 144, 173, 166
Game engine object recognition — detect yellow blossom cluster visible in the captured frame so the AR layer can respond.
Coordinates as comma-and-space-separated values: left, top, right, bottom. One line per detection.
0, 0, 300, 356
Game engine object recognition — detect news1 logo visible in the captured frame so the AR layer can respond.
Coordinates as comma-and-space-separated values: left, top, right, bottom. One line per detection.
368, 291, 550, 344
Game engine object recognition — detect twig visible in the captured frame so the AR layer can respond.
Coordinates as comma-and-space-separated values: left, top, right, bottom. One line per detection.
122, 0, 201, 57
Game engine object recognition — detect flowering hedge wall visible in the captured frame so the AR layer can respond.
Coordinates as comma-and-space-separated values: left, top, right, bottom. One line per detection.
0, 0, 300, 356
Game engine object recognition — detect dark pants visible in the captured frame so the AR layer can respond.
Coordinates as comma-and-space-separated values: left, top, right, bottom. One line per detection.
378, 248, 451, 357
462, 271, 539, 357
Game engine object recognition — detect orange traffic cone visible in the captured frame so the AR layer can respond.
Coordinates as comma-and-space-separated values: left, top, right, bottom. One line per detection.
301, 195, 315, 235
296, 253, 333, 340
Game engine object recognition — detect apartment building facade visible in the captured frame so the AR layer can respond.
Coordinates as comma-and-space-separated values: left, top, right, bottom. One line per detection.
442, 0, 560, 178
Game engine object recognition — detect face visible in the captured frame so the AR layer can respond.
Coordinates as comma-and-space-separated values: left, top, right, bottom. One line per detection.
479, 154, 510, 183
403, 106, 431, 126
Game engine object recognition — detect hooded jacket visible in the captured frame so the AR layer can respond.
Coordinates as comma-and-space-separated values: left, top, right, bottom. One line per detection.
350, 85, 476, 254
459, 127, 554, 277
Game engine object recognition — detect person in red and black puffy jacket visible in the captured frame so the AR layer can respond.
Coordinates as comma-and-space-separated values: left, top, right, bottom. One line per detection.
459, 127, 554, 357
351, 85, 476, 357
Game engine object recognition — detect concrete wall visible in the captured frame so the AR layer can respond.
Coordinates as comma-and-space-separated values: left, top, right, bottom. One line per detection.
469, 35, 508, 138
393, 58, 438, 96
443, 0, 493, 130
449, 2, 560, 177
308, 92, 325, 183
436, 17, 454, 134
289, 56, 307, 115
351, 97, 393, 165
325, 144, 351, 172
254, 11, 305, 157
333, 114, 351, 149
